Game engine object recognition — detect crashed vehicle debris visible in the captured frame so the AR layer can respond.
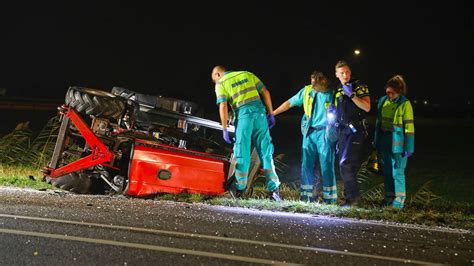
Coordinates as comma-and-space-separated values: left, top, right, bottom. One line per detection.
43, 86, 265, 197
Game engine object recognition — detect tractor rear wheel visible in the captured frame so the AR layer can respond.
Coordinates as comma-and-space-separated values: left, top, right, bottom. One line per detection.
65, 87, 126, 120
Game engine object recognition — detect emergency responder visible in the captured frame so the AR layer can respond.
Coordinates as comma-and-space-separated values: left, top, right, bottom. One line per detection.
333, 60, 371, 207
272, 71, 337, 203
211, 65, 281, 201
374, 75, 414, 209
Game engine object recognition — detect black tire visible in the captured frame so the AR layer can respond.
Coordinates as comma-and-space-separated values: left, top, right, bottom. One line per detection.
111, 86, 203, 117
65, 87, 126, 120
46, 172, 103, 194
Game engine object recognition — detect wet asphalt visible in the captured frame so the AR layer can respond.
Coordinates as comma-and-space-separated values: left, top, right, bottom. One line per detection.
0, 187, 472, 265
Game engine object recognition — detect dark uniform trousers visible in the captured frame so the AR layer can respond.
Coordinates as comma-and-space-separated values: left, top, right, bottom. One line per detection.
336, 125, 368, 201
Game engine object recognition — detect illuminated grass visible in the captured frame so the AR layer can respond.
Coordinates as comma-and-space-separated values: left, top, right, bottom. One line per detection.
0, 164, 53, 190
208, 196, 473, 230
1, 165, 472, 230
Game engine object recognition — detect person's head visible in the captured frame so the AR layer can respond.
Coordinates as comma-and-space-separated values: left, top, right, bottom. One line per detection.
211, 65, 226, 83
335, 60, 352, 85
385, 75, 407, 101
310, 71, 329, 92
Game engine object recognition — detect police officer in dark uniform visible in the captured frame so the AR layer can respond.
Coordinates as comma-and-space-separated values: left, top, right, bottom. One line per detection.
333, 60, 371, 207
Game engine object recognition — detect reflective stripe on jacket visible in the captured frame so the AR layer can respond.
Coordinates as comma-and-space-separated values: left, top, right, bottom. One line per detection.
375, 95, 415, 153
214, 71, 263, 110
302, 85, 314, 118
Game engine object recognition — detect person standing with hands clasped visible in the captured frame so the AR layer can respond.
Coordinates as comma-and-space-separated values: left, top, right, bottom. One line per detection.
211, 65, 281, 201
273, 71, 337, 203
333, 60, 371, 207
374, 75, 414, 209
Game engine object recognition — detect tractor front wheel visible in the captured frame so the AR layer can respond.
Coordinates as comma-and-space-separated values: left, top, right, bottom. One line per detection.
46, 172, 105, 194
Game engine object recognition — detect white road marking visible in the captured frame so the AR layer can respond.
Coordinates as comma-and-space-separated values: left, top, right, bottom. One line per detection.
0, 213, 441, 265
0, 228, 300, 265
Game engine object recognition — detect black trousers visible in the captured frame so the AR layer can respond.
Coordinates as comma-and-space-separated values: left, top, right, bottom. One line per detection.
336, 128, 369, 201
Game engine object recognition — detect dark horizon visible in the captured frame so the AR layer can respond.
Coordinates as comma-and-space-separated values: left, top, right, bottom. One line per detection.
0, 1, 472, 114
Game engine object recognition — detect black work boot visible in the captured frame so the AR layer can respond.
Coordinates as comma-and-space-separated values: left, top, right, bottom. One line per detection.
268, 188, 282, 202
230, 189, 244, 199
340, 197, 361, 208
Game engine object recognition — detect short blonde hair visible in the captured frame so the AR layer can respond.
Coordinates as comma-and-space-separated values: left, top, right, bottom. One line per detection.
335, 60, 350, 70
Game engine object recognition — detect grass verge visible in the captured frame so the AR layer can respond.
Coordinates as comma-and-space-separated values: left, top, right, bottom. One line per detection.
2, 165, 472, 231
154, 184, 474, 231
0, 164, 53, 190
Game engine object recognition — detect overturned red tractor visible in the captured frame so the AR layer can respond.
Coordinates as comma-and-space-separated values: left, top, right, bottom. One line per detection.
43, 86, 264, 197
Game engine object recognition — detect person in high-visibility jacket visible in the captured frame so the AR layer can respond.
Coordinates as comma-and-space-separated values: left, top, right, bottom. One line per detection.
272, 71, 337, 203
211, 65, 281, 200
374, 75, 414, 209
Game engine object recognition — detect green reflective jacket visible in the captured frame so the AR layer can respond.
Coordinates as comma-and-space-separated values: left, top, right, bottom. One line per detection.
374, 95, 415, 154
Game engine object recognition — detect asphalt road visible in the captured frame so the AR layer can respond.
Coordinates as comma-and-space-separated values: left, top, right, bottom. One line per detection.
0, 187, 472, 265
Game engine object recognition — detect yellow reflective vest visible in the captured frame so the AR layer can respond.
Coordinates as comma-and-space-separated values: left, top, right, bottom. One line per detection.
302, 85, 314, 118
299, 85, 332, 135
215, 71, 264, 110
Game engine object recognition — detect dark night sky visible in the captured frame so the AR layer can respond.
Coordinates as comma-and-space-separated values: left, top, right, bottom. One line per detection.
0, 1, 472, 112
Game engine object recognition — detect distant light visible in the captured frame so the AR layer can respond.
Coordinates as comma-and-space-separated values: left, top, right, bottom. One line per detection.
468, 101, 472, 105
354, 49, 361, 55
423, 100, 429, 105
413, 100, 418, 104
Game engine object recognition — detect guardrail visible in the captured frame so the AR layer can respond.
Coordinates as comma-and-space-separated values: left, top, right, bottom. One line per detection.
0, 98, 62, 111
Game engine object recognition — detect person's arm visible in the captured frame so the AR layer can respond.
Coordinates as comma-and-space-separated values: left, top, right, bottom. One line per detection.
219, 102, 229, 129
350, 83, 371, 112
259, 87, 274, 115
402, 101, 415, 154
273, 101, 292, 116
273, 87, 303, 115
351, 95, 371, 112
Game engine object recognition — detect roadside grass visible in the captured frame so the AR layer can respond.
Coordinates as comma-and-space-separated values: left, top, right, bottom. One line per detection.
211, 197, 473, 230
1, 164, 472, 230
148, 176, 474, 231
0, 164, 52, 190
170, 183, 474, 231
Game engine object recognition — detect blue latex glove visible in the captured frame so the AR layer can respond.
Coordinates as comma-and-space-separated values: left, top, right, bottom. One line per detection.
222, 129, 232, 144
327, 104, 336, 113
267, 114, 276, 129
342, 83, 353, 96
402, 151, 413, 158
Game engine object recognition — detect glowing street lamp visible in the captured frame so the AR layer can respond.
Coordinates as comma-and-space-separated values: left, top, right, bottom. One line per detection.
354, 49, 361, 55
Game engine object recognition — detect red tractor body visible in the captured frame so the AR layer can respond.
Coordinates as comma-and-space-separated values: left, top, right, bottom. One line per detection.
128, 140, 227, 196
43, 87, 243, 197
